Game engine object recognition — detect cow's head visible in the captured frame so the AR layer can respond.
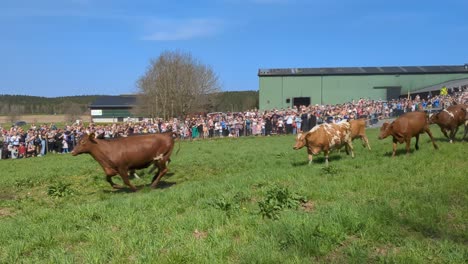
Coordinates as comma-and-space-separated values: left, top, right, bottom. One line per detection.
293, 133, 307, 150
428, 112, 438, 124
378, 122, 391, 140
71, 133, 97, 156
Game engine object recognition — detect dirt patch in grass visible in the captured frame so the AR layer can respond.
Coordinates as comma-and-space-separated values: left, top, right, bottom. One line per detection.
300, 201, 315, 212
371, 245, 401, 258
0, 192, 16, 201
319, 235, 358, 263
193, 229, 208, 240
0, 207, 15, 217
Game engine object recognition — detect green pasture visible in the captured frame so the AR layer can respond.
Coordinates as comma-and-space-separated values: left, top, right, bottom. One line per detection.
0, 126, 467, 263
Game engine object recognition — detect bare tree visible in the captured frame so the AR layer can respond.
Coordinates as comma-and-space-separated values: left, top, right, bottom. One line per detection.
64, 103, 83, 123
137, 50, 221, 119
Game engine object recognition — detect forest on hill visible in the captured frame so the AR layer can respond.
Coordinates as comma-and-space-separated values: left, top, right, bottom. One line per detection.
0, 91, 259, 116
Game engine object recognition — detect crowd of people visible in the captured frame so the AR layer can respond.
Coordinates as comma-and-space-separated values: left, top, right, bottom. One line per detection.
1, 89, 466, 160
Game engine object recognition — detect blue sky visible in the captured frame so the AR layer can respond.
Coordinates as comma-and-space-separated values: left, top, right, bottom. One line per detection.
1, 0, 467, 97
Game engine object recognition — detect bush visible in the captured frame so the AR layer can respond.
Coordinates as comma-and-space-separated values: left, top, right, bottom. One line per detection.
47, 182, 74, 198
258, 185, 306, 220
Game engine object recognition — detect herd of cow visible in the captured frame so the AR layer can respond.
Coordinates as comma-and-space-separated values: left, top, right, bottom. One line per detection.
71, 104, 467, 191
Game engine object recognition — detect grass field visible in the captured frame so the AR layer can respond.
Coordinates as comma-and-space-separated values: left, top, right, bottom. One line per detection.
0, 126, 467, 263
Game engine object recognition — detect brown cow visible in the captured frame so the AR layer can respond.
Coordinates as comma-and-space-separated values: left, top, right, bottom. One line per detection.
293, 122, 354, 166
349, 119, 371, 150
71, 132, 177, 191
429, 104, 467, 143
378, 111, 438, 157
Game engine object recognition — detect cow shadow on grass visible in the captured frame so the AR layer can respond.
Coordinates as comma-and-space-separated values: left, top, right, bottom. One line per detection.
146, 180, 176, 189
382, 149, 415, 157
103, 180, 177, 193
433, 136, 466, 143
291, 155, 343, 166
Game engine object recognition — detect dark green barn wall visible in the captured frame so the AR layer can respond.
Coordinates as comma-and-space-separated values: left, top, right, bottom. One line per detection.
259, 73, 468, 110
91, 108, 134, 118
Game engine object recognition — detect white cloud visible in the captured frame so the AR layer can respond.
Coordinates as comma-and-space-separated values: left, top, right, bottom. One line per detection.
142, 18, 224, 41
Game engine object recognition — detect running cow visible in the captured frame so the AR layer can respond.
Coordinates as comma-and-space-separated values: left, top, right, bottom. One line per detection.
293, 122, 354, 166
349, 118, 371, 150
429, 104, 467, 143
71, 132, 177, 191
378, 111, 438, 157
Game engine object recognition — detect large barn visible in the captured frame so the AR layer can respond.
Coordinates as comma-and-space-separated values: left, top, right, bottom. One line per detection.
258, 64, 468, 110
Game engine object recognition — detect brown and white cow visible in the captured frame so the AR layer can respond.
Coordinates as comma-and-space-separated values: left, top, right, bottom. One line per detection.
293, 122, 354, 166
349, 118, 371, 150
429, 104, 467, 143
378, 111, 438, 157
71, 132, 177, 191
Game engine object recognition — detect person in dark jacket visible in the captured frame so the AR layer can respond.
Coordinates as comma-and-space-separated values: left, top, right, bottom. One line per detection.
301, 111, 309, 132
265, 116, 272, 136
308, 112, 317, 130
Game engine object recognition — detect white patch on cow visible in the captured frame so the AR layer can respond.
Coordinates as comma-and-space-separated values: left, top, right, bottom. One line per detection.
297, 133, 303, 140
153, 154, 164, 161
443, 109, 455, 118
330, 135, 341, 147
309, 125, 321, 133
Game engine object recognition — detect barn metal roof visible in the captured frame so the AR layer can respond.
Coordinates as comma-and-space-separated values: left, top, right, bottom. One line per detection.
412, 78, 468, 93
90, 95, 136, 108
258, 65, 468, 76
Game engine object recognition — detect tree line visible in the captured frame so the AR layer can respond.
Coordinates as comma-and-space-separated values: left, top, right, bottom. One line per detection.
0, 92, 258, 116
0, 95, 99, 116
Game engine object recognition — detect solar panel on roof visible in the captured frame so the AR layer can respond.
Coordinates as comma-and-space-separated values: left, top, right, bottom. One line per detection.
361, 67, 381, 74
257, 65, 466, 76
382, 67, 401, 73
402, 66, 422, 73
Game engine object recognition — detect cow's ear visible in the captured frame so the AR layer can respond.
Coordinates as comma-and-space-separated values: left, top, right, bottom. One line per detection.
88, 133, 97, 142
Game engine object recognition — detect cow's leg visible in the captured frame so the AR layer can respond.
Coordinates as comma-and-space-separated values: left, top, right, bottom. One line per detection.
324, 150, 330, 166
347, 141, 355, 158
392, 138, 398, 157
106, 175, 124, 189
414, 134, 420, 150
440, 128, 450, 141
449, 127, 458, 143
405, 138, 411, 155
464, 122, 468, 140
362, 136, 371, 150
307, 149, 313, 165
425, 127, 439, 150
128, 169, 141, 180
118, 169, 137, 192
151, 167, 160, 183
150, 160, 168, 189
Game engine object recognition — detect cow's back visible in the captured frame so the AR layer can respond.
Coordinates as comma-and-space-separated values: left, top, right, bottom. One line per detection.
317, 123, 351, 150
393, 111, 428, 137
446, 104, 467, 125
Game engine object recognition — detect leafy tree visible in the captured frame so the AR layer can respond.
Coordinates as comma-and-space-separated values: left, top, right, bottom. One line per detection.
136, 50, 221, 119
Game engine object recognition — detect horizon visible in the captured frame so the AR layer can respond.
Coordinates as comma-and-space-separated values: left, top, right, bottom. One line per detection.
1, 0, 467, 97
0, 90, 258, 99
